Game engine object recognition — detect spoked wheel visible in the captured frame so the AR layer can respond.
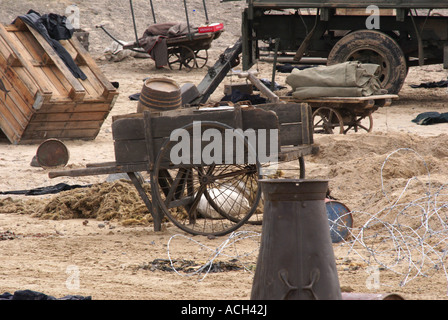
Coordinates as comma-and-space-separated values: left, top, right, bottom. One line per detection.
343, 112, 374, 133
313, 107, 345, 134
168, 45, 197, 70
153, 121, 262, 236
193, 49, 208, 68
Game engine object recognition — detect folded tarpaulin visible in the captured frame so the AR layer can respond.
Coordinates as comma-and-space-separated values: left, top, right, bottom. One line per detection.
286, 61, 383, 99
15, 10, 87, 80
412, 112, 448, 125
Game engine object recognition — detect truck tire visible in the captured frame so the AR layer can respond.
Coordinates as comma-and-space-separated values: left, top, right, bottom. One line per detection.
327, 30, 407, 94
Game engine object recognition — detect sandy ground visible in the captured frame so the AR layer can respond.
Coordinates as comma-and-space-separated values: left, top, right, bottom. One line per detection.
0, 0, 448, 301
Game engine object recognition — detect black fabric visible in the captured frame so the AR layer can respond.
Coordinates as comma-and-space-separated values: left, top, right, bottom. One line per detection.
0, 183, 91, 196
15, 10, 87, 80
0, 290, 91, 300
410, 80, 448, 88
276, 63, 318, 73
412, 112, 448, 125
221, 90, 267, 105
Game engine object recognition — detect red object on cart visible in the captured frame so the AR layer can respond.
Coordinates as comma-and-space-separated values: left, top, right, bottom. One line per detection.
198, 23, 224, 33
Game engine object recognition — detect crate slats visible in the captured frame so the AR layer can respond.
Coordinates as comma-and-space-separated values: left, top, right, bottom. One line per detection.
0, 20, 118, 144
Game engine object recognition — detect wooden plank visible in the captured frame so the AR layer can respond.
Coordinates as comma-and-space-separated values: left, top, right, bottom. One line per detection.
278, 123, 302, 146
38, 102, 114, 113
25, 120, 104, 131
64, 37, 118, 101
114, 139, 148, 165
20, 128, 100, 142
281, 94, 399, 104
278, 145, 314, 162
0, 23, 53, 96
255, 102, 306, 124
16, 20, 86, 101
0, 51, 39, 107
48, 162, 148, 179
31, 111, 109, 122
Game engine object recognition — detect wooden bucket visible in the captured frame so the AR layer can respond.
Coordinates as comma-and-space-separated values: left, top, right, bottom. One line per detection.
137, 78, 182, 113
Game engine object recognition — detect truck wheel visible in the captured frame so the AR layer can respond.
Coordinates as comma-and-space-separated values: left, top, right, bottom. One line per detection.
327, 30, 407, 94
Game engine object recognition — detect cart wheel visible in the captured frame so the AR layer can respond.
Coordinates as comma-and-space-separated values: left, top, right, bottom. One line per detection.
313, 107, 345, 134
343, 113, 374, 133
168, 45, 197, 70
193, 49, 209, 68
153, 121, 262, 236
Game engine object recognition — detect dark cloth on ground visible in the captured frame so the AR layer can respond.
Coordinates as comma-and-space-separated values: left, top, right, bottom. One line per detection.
221, 90, 267, 105
412, 112, 448, 125
0, 290, 91, 300
15, 10, 87, 80
138, 22, 197, 68
0, 183, 91, 196
410, 80, 448, 88
276, 63, 318, 73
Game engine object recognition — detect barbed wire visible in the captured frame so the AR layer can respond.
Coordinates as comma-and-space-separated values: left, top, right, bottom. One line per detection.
165, 148, 448, 292
332, 148, 448, 289
166, 230, 261, 281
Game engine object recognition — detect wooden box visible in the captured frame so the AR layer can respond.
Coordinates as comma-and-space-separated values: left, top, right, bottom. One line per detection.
0, 19, 118, 144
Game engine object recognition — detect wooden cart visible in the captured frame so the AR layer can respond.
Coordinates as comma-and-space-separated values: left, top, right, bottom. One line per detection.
282, 94, 398, 134
49, 103, 315, 236
123, 30, 223, 70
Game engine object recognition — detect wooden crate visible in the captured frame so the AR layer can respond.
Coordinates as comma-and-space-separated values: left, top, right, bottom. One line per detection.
0, 19, 118, 144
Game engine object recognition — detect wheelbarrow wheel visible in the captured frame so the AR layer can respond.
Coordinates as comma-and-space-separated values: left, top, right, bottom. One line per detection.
153, 121, 262, 236
313, 107, 345, 134
168, 45, 197, 70
343, 113, 374, 133
194, 49, 209, 68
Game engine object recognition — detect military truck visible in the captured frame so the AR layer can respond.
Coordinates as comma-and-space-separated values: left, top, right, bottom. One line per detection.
223, 0, 448, 94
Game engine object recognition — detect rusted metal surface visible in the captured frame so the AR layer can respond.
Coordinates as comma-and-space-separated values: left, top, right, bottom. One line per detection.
36, 139, 70, 168
251, 179, 342, 300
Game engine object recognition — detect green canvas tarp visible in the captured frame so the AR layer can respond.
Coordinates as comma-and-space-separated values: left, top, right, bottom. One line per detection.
286, 61, 384, 99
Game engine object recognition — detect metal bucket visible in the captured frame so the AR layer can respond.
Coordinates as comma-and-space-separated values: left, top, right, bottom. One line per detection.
251, 179, 342, 300
137, 78, 182, 113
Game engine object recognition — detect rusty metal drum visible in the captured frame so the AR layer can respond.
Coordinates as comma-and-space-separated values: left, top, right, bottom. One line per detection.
36, 139, 70, 168
251, 179, 342, 300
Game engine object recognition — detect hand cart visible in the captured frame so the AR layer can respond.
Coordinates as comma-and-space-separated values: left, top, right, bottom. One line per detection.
97, 0, 223, 70
282, 94, 399, 134
49, 103, 315, 237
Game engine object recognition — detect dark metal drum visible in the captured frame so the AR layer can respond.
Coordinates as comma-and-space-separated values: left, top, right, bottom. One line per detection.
251, 179, 342, 300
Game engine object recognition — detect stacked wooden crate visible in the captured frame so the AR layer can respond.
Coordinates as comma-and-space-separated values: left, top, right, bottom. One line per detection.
0, 18, 118, 144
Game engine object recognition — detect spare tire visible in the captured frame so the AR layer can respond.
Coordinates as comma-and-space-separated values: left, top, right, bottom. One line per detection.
327, 30, 407, 94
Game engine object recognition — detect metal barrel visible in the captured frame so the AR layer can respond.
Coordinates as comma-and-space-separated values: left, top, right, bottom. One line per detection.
251, 179, 342, 300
